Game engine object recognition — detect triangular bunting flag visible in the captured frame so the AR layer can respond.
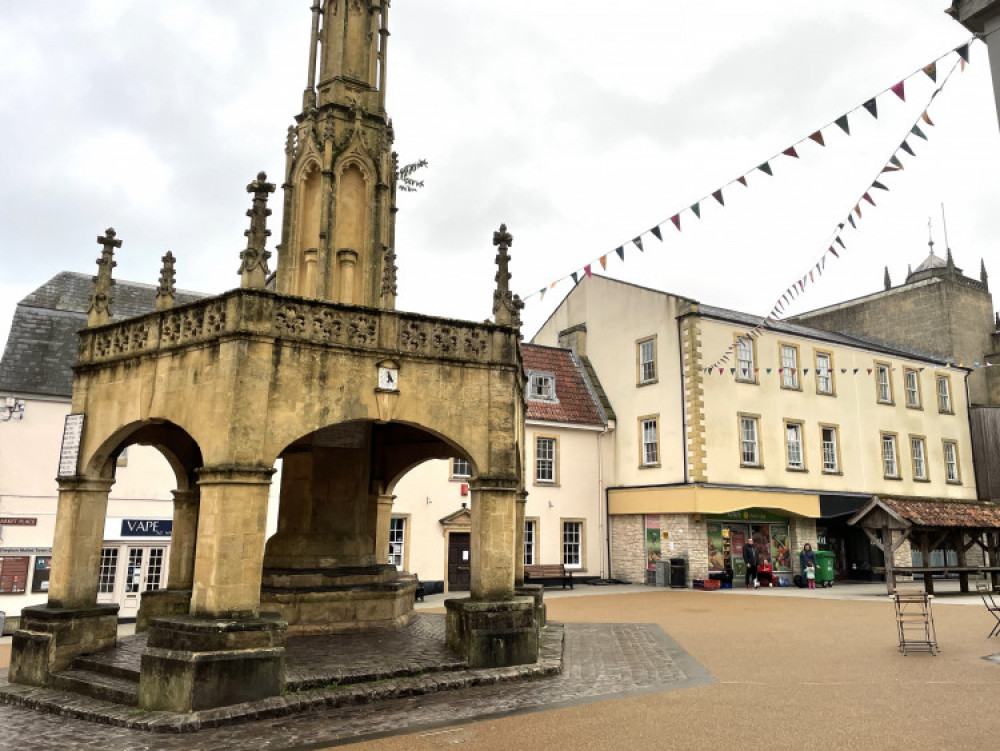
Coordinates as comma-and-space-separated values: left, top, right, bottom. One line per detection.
890, 155, 904, 169
866, 368, 872, 375
872, 180, 889, 191
599, 255, 608, 270
584, 264, 592, 278
718, 368, 724, 375
571, 272, 579, 285
691, 203, 701, 219
881, 165, 901, 173
766, 368, 772, 375
854, 204, 862, 219
957, 44, 969, 64
803, 369, 809, 376
738, 175, 748, 187
863, 98, 878, 118
783, 146, 799, 159
712, 189, 724, 206
847, 214, 856, 229
900, 140, 915, 156
862, 192, 875, 206
923, 63, 937, 82
891, 81, 905, 101
651, 226, 663, 242
829, 246, 840, 259
671, 214, 681, 231
853, 368, 859, 375
758, 162, 773, 176
730, 368, 736, 376
835, 115, 850, 135
921, 111, 935, 127
615, 246, 625, 261
809, 131, 825, 147
911, 124, 927, 141
550, 281, 558, 289
809, 270, 814, 283
633, 236, 644, 252
539, 288, 546, 300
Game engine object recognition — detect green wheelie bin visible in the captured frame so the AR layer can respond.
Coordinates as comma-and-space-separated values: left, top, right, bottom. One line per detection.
814, 550, 835, 588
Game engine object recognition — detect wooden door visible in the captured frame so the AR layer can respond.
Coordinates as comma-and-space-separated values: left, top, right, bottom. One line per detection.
447, 532, 471, 591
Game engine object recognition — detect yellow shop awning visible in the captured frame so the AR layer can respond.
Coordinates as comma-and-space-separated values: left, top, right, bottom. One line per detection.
608, 484, 820, 519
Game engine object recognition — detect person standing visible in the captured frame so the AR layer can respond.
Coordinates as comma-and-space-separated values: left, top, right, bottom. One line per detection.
805, 562, 817, 590
799, 543, 817, 581
742, 538, 759, 589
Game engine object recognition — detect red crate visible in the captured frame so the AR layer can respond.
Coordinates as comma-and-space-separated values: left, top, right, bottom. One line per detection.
693, 579, 720, 590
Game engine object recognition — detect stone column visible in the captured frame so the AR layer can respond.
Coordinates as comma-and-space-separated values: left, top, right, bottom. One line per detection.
47, 477, 115, 609
469, 476, 518, 600
337, 249, 358, 304
190, 465, 274, 618
514, 490, 527, 586
136, 488, 200, 632
374, 493, 395, 565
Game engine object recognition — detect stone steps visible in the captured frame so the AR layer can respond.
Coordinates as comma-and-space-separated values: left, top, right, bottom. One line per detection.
72, 653, 142, 682
49, 668, 139, 707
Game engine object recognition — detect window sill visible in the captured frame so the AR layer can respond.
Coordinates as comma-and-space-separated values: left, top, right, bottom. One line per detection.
816, 390, 836, 397
877, 400, 895, 407
449, 477, 471, 483
533, 480, 559, 487
780, 385, 802, 392
946, 479, 962, 486
883, 475, 903, 481
938, 410, 955, 416
786, 467, 808, 473
822, 469, 843, 476
740, 463, 764, 470
639, 463, 661, 470
905, 404, 923, 411
913, 477, 931, 483
637, 379, 659, 388
736, 379, 759, 385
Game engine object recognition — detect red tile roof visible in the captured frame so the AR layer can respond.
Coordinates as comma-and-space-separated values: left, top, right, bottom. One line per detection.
876, 496, 1000, 528
522, 344, 605, 426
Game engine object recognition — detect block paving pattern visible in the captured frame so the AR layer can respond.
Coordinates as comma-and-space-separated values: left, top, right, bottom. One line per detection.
0, 617, 710, 750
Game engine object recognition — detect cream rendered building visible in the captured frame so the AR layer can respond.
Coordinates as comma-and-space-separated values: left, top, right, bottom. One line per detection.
390, 344, 613, 591
533, 276, 977, 586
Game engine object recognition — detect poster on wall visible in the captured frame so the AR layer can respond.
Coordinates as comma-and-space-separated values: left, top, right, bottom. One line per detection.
32, 556, 52, 593
645, 515, 662, 570
0, 556, 30, 593
771, 524, 791, 571
707, 523, 724, 572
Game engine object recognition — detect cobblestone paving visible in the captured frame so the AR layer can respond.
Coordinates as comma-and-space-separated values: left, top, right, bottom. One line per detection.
0, 622, 711, 750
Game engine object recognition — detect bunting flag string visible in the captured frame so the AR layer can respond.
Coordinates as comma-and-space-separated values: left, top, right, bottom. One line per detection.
707, 49, 969, 370
520, 38, 975, 307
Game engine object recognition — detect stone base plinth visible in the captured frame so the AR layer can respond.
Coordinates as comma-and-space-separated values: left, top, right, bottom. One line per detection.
260, 565, 416, 635
135, 589, 192, 633
138, 614, 287, 712
8, 603, 120, 686
515, 583, 546, 628
445, 597, 538, 668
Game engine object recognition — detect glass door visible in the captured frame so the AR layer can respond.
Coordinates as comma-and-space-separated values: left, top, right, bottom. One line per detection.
727, 524, 749, 582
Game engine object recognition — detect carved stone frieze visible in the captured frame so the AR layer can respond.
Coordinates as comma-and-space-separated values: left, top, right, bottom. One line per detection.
273, 301, 378, 348
398, 320, 491, 362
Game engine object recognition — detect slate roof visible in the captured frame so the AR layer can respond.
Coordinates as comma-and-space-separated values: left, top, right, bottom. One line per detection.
854, 496, 1000, 529
0, 271, 208, 398
522, 344, 608, 426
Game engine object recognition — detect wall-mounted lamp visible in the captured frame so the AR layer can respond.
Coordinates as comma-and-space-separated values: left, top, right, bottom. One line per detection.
1, 397, 25, 422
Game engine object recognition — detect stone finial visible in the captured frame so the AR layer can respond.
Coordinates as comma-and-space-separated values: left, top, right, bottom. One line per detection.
883, 266, 891, 291
946, 245, 955, 271
87, 228, 122, 327
981, 258, 989, 290
381, 244, 398, 301
156, 251, 177, 312
239, 171, 276, 289
492, 224, 521, 327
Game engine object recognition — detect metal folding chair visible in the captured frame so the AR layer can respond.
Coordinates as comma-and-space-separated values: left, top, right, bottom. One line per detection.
976, 580, 1000, 639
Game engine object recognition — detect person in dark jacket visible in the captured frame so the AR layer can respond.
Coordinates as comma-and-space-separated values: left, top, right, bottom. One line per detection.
800, 543, 817, 574
742, 538, 759, 589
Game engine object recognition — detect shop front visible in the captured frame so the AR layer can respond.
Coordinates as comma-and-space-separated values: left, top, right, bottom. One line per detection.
98, 517, 172, 620
706, 509, 794, 585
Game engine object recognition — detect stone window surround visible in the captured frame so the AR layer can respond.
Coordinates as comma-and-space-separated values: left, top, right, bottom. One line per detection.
875, 361, 895, 405
904, 368, 922, 410
820, 423, 842, 475
784, 419, 806, 472
534, 434, 559, 485
942, 439, 961, 484
779, 341, 801, 391
909, 434, 929, 482
739, 412, 762, 468
636, 335, 658, 386
814, 349, 835, 396
638, 414, 660, 468
561, 517, 586, 571
735, 334, 757, 384
881, 431, 901, 480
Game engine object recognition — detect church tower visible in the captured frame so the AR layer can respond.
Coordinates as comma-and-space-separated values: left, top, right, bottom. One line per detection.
276, 0, 398, 308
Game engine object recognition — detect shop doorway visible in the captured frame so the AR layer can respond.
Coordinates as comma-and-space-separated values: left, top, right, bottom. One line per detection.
96, 543, 169, 620
447, 532, 470, 591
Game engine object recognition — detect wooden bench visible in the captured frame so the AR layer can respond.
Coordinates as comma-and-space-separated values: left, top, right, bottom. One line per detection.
524, 564, 574, 589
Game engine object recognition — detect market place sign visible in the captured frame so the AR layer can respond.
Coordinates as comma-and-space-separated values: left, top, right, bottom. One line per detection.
0, 517, 37, 526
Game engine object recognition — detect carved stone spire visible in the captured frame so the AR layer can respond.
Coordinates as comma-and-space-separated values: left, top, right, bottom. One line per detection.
87, 228, 122, 327
156, 251, 177, 312
981, 258, 989, 290
946, 245, 955, 272
492, 224, 523, 328
380, 245, 398, 300
883, 266, 891, 291
239, 171, 276, 289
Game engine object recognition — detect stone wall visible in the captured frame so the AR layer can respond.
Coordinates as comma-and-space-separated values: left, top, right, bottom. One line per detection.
788, 516, 819, 575
609, 515, 646, 584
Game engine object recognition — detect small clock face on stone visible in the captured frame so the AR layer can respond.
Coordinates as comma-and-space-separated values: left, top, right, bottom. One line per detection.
378, 366, 398, 390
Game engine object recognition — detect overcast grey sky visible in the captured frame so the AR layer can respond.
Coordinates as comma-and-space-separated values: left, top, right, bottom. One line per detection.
1, 1, 997, 360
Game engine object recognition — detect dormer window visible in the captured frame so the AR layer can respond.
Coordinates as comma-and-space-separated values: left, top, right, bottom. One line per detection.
528, 372, 556, 402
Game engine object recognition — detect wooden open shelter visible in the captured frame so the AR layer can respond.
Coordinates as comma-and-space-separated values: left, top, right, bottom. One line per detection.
848, 496, 1000, 594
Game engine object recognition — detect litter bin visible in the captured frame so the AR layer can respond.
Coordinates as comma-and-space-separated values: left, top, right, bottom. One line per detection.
669, 557, 687, 588
814, 550, 835, 588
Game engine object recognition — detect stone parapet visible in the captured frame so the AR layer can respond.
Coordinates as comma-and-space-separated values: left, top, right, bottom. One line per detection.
445, 597, 538, 669
8, 604, 119, 685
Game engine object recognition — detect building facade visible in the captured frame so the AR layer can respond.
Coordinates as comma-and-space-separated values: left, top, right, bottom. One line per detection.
391, 343, 613, 591
533, 276, 977, 586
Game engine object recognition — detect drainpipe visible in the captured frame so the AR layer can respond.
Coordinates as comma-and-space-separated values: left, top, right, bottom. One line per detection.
963, 369, 981, 499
